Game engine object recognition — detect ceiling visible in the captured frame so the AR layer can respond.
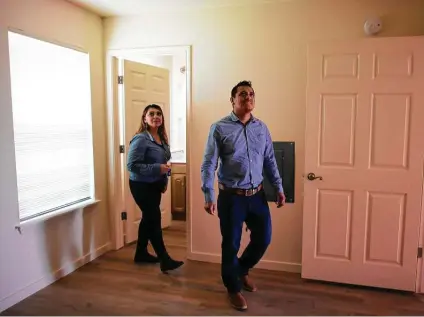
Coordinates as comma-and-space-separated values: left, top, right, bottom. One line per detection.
67, 0, 291, 17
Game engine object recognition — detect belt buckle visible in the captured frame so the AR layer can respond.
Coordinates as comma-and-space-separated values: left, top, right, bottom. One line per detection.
245, 188, 254, 196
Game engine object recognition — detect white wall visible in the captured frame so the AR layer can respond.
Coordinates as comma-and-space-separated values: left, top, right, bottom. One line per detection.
0, 0, 109, 312
104, 0, 424, 272
170, 53, 187, 163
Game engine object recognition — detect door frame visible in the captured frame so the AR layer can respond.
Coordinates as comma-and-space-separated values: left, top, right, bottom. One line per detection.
417, 171, 424, 293
105, 45, 192, 252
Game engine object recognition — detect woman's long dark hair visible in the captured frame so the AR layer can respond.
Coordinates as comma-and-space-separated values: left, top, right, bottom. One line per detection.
136, 104, 169, 145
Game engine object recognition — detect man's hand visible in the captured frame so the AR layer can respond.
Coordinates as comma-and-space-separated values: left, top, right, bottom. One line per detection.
276, 192, 286, 208
204, 202, 216, 215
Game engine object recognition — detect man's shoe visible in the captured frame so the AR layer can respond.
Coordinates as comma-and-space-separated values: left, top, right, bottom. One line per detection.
228, 292, 248, 311
241, 275, 257, 292
134, 252, 159, 264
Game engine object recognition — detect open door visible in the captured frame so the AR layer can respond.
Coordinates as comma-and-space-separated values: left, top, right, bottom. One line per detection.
302, 36, 424, 291
119, 59, 172, 244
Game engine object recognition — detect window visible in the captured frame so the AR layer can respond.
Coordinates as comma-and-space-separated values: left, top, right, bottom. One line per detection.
7, 31, 95, 222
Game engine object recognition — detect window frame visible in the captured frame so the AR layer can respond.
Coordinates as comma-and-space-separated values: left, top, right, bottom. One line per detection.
7, 28, 98, 225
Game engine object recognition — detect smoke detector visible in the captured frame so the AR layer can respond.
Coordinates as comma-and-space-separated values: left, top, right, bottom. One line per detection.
364, 17, 383, 36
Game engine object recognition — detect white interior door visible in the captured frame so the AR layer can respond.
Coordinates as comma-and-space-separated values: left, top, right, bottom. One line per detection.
120, 59, 172, 244
302, 36, 424, 291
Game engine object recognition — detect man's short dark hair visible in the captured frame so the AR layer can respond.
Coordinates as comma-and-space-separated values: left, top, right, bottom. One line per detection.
231, 80, 253, 98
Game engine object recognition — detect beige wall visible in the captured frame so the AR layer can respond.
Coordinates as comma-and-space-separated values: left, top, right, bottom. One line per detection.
0, 0, 109, 311
104, 0, 424, 271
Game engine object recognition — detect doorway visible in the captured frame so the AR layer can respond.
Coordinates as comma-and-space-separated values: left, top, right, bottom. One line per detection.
106, 46, 191, 251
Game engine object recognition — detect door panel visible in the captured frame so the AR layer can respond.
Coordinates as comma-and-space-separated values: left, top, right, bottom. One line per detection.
171, 173, 186, 213
302, 37, 424, 291
121, 59, 171, 244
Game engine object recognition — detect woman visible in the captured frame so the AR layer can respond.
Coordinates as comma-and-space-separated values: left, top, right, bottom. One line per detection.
127, 104, 184, 272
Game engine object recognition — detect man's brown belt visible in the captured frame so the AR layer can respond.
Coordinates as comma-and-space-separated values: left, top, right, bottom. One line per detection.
218, 183, 263, 197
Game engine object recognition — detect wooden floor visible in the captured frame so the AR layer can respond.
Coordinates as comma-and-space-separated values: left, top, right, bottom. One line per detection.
3, 220, 424, 316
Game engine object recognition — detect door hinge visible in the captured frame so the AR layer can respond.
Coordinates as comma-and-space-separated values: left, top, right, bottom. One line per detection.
118, 75, 123, 84
418, 247, 423, 258
121, 211, 127, 220
119, 145, 125, 153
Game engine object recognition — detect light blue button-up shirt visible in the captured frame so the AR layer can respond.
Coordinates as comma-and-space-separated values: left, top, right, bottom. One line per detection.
201, 112, 283, 203
127, 131, 171, 185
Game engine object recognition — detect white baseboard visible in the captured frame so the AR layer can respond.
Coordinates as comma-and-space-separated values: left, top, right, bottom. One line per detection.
0, 242, 111, 313
187, 251, 302, 273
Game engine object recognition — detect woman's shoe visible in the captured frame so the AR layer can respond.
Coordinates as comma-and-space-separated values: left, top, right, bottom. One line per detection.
134, 252, 160, 264
160, 257, 184, 272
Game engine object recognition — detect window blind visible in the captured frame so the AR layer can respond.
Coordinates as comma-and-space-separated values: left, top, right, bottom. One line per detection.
7, 31, 95, 221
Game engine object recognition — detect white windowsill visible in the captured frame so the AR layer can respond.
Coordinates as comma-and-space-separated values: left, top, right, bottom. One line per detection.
16, 199, 101, 229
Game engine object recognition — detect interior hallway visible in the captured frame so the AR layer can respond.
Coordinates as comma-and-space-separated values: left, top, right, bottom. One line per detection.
2, 220, 424, 316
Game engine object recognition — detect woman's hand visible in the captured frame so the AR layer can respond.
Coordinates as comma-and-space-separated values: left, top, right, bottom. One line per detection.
160, 163, 171, 175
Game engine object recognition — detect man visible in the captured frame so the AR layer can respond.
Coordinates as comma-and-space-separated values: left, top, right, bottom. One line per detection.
200, 80, 285, 311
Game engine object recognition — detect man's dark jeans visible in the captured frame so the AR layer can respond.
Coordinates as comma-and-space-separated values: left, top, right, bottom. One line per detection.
217, 189, 272, 293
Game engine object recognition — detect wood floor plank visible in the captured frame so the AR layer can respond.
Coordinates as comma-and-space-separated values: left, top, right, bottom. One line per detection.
2, 220, 424, 316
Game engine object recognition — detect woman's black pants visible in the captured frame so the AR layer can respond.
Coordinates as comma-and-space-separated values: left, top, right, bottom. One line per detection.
129, 180, 167, 259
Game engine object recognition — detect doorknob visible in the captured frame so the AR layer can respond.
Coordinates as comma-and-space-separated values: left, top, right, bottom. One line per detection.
307, 173, 323, 181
